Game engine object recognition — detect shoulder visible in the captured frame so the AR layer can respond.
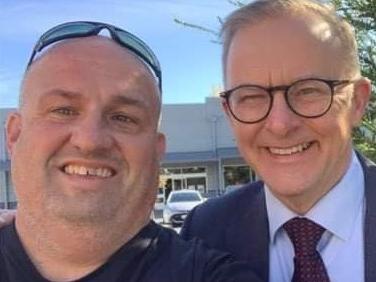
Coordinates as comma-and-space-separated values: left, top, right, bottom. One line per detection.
180, 181, 264, 241
365, 159, 376, 179
188, 181, 263, 220
356, 151, 376, 180
356, 151, 375, 168
151, 224, 262, 282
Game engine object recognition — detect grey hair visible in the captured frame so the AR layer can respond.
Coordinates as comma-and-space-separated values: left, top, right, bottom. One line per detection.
221, 0, 360, 79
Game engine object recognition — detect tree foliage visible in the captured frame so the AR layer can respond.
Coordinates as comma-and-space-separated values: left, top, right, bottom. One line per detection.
175, 0, 376, 161
331, 0, 376, 161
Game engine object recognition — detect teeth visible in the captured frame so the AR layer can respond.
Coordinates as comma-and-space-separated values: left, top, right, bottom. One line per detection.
269, 142, 311, 155
63, 165, 113, 178
79, 166, 87, 175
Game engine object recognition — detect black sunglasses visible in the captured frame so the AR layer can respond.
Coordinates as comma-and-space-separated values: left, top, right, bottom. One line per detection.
26, 21, 162, 93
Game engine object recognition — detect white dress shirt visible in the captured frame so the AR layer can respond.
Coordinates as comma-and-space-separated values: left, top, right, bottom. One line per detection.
266, 151, 365, 282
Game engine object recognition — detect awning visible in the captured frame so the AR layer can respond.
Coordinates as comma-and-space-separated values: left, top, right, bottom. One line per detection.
162, 147, 241, 164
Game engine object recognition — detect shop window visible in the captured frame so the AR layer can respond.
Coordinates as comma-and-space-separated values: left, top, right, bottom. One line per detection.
182, 167, 206, 174
159, 166, 207, 197
223, 165, 251, 187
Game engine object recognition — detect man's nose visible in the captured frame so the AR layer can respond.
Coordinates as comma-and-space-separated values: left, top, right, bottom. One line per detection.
263, 91, 301, 136
70, 115, 114, 153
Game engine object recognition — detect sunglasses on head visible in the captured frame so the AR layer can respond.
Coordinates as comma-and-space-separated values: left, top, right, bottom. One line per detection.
26, 21, 162, 93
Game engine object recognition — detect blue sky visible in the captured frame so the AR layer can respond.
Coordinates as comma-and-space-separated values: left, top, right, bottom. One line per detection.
0, 0, 240, 108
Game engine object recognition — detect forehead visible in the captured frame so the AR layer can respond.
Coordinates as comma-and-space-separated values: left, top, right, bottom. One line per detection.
23, 37, 159, 108
226, 14, 345, 85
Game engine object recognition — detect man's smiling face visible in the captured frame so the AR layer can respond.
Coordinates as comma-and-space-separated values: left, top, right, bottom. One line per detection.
223, 14, 369, 213
7, 37, 165, 224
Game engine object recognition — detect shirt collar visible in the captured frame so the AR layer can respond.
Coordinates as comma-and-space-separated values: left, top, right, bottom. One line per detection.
265, 150, 365, 243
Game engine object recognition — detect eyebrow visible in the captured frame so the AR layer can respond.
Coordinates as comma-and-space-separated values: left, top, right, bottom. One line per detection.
40, 90, 148, 106
108, 94, 150, 110
40, 89, 82, 101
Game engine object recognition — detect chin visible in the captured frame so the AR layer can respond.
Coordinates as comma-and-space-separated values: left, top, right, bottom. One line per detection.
264, 174, 313, 195
45, 196, 120, 225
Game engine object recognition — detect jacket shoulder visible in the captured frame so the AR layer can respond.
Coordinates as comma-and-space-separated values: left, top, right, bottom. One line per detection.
181, 181, 264, 240
199, 181, 263, 214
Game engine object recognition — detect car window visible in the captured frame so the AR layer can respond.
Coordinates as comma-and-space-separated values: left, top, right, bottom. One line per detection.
169, 192, 201, 202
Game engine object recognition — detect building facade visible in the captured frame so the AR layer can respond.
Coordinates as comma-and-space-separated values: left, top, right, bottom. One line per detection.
0, 97, 254, 207
159, 97, 254, 198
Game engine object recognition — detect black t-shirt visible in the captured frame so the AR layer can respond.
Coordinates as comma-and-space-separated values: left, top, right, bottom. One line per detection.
0, 221, 261, 282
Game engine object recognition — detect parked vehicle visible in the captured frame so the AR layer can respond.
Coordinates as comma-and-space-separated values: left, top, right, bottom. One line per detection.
163, 190, 204, 227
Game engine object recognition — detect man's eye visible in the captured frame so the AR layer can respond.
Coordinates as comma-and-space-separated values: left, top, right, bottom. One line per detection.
296, 88, 321, 96
111, 114, 135, 123
241, 94, 267, 101
51, 107, 77, 116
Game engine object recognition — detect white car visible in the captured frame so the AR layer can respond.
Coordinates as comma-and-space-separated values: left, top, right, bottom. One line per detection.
163, 190, 204, 227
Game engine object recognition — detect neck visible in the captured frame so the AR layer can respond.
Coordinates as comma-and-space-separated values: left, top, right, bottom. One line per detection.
15, 207, 149, 281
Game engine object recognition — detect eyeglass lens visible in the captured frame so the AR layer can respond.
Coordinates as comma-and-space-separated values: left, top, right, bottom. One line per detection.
227, 79, 333, 123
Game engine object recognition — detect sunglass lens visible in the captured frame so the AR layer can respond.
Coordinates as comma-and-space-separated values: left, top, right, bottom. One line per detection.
117, 31, 156, 66
42, 22, 95, 44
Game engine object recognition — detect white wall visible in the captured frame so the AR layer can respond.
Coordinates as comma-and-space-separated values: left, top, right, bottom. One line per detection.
161, 97, 237, 154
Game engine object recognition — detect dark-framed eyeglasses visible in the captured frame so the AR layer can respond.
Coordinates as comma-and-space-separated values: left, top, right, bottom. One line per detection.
26, 21, 162, 94
220, 78, 355, 124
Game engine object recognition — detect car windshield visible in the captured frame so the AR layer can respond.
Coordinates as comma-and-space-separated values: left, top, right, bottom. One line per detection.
169, 192, 201, 202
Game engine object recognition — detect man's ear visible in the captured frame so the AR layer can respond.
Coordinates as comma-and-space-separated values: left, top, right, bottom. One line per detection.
156, 132, 166, 162
351, 77, 372, 127
6, 112, 22, 157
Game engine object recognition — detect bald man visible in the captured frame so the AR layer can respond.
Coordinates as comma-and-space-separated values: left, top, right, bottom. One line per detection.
1, 22, 260, 282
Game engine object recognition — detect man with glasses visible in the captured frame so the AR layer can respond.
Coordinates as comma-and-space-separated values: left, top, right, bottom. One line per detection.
0, 22, 261, 282
181, 0, 374, 281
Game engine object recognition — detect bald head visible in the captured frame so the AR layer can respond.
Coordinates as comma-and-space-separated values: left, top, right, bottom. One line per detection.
21, 36, 161, 118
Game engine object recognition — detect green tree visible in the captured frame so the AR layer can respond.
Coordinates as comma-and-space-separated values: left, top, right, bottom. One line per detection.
332, 0, 376, 161
175, 0, 376, 161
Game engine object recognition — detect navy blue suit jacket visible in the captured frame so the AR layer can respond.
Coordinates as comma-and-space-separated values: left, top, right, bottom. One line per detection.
181, 155, 376, 282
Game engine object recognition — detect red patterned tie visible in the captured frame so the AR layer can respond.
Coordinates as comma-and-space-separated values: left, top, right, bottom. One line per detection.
283, 217, 330, 282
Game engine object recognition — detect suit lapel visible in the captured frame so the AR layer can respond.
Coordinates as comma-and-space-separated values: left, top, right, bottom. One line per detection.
361, 155, 376, 282
225, 183, 270, 282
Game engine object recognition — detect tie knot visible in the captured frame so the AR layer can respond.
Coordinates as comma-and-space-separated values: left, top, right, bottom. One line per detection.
283, 217, 325, 257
